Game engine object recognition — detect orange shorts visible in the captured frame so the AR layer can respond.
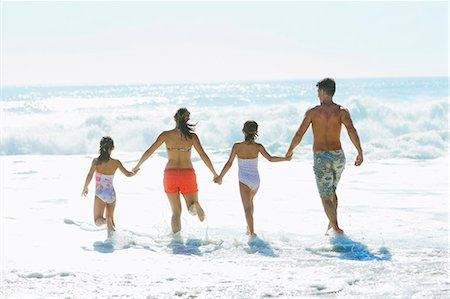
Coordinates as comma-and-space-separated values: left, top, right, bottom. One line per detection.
163, 168, 198, 195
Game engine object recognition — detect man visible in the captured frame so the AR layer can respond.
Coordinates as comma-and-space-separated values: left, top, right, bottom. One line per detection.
286, 78, 363, 234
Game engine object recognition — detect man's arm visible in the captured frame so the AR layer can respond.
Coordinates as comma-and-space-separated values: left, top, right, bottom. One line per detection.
286, 109, 312, 158
341, 108, 363, 166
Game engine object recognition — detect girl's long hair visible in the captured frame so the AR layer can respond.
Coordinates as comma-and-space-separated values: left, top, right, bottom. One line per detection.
175, 108, 195, 139
97, 136, 114, 164
243, 121, 258, 144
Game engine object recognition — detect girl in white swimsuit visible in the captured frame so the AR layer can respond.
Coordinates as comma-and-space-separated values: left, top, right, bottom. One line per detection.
214, 121, 290, 237
82, 137, 137, 237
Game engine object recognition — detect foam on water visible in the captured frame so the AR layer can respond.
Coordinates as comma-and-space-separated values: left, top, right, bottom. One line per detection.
1, 78, 448, 160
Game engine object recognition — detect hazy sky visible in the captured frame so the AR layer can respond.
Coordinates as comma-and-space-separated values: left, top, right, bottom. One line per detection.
2, 1, 448, 85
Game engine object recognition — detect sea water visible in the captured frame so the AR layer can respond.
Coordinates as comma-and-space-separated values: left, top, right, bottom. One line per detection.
1, 77, 449, 298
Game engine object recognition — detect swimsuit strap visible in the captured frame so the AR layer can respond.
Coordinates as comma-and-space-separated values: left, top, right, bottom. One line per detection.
166, 147, 192, 152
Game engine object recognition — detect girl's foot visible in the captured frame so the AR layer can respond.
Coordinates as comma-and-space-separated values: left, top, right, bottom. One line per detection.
95, 217, 106, 226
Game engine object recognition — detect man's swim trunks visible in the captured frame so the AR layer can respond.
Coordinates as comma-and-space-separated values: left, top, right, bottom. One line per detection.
163, 168, 198, 195
313, 150, 346, 197
95, 173, 116, 203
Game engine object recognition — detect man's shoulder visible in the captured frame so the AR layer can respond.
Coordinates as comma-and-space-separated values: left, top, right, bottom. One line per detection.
307, 105, 321, 114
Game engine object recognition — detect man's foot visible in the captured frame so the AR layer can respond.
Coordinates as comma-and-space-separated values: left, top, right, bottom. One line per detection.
194, 202, 205, 222
325, 223, 332, 235
335, 227, 344, 235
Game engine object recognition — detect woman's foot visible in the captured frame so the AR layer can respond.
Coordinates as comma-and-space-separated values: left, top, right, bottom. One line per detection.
193, 202, 205, 222
188, 204, 197, 216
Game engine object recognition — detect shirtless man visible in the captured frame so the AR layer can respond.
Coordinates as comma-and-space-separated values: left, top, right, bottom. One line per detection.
286, 78, 363, 234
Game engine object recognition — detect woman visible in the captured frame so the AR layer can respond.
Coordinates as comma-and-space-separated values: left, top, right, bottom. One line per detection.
133, 108, 218, 233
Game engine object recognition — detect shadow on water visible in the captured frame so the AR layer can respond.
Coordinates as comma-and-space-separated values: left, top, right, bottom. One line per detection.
81, 232, 156, 254
246, 236, 278, 257
168, 237, 202, 256
330, 235, 391, 261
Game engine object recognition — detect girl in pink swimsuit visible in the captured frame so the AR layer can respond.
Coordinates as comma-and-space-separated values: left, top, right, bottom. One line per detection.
82, 137, 137, 237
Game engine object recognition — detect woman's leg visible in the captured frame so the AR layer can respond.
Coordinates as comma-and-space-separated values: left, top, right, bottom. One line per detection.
239, 182, 257, 237
183, 192, 205, 222
94, 196, 106, 226
166, 192, 182, 233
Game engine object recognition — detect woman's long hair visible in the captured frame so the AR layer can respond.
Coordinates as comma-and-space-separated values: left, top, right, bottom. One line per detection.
97, 136, 114, 164
175, 108, 195, 139
243, 121, 258, 144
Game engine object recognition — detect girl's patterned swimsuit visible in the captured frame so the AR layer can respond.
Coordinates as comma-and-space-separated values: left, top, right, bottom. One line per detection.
95, 173, 116, 203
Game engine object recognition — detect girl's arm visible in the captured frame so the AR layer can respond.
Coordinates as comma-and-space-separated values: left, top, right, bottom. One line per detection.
117, 160, 138, 177
133, 132, 166, 172
82, 159, 96, 196
259, 144, 291, 162
214, 144, 238, 184
192, 133, 218, 178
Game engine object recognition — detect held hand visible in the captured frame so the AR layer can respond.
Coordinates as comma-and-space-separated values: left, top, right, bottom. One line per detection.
355, 154, 363, 166
285, 154, 292, 161
81, 187, 88, 197
285, 150, 293, 159
132, 166, 139, 173
213, 176, 223, 185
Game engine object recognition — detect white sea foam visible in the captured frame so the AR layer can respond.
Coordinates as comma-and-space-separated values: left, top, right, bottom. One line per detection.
1, 78, 448, 160
2, 153, 448, 298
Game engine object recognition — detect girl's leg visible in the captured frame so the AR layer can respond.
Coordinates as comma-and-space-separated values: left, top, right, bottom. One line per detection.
94, 197, 106, 226
105, 201, 116, 235
166, 192, 182, 233
183, 192, 205, 222
239, 182, 257, 237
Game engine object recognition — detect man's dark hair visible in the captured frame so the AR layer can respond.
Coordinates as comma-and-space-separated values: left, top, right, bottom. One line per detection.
316, 78, 336, 96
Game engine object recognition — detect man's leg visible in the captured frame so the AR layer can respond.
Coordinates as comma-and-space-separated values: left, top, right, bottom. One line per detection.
321, 194, 343, 234
327, 193, 338, 232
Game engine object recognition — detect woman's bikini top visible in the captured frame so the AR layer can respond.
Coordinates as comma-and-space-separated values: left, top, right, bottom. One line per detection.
166, 146, 192, 152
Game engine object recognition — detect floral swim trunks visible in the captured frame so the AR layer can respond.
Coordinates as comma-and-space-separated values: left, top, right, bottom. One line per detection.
313, 150, 346, 197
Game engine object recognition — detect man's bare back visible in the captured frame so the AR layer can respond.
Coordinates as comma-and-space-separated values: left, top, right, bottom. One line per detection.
310, 102, 344, 152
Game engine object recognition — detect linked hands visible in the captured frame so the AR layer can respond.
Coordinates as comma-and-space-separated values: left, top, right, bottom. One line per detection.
285, 150, 293, 161
213, 175, 223, 185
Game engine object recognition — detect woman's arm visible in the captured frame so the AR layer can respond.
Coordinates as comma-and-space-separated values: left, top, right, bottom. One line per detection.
259, 144, 291, 162
192, 134, 218, 177
82, 159, 96, 196
133, 132, 166, 172
214, 144, 238, 184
